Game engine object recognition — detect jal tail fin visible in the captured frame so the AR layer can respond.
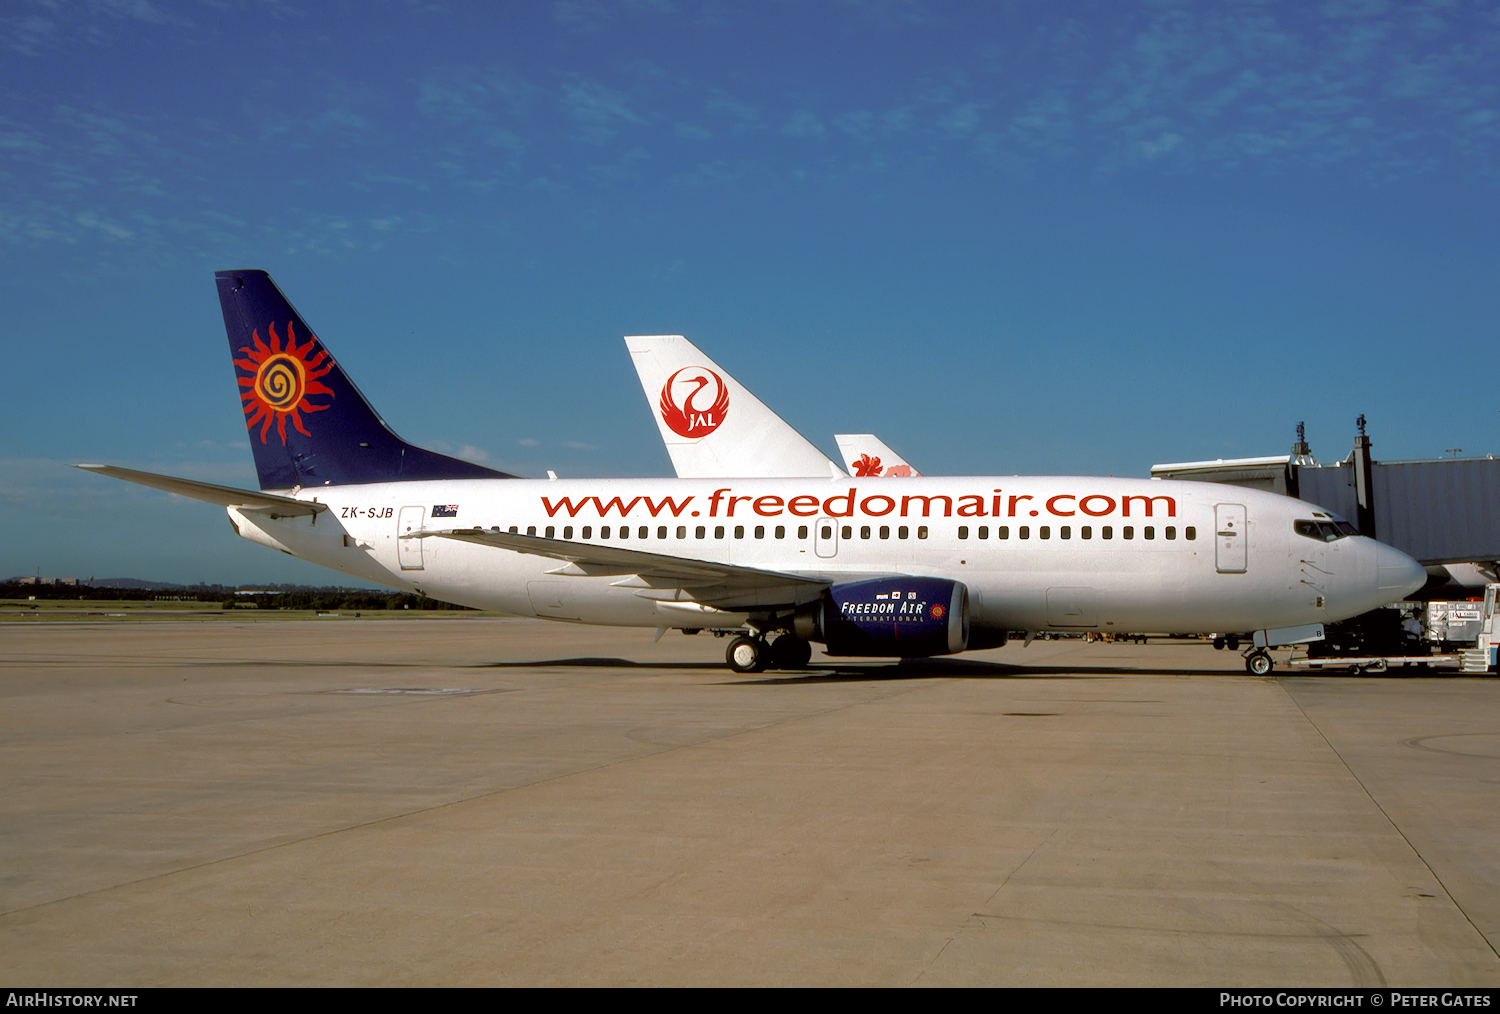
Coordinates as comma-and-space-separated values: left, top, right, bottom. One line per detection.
835, 434, 922, 477
625, 334, 844, 479
216, 270, 515, 489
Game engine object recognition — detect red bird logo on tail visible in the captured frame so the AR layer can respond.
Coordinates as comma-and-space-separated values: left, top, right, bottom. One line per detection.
659, 367, 728, 438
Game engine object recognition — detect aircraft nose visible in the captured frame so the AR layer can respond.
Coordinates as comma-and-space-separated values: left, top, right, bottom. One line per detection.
1375, 542, 1426, 601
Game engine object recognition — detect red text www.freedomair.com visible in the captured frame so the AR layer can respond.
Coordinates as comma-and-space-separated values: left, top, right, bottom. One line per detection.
540, 488, 1177, 521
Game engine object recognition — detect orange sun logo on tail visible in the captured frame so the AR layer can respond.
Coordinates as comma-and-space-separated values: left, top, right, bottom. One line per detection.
234, 321, 335, 443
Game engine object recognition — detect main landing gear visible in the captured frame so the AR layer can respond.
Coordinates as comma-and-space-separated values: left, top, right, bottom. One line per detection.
725, 632, 813, 674
1244, 649, 1274, 676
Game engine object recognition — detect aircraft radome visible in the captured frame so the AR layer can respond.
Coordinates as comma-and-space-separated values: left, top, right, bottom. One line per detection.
80, 270, 1427, 675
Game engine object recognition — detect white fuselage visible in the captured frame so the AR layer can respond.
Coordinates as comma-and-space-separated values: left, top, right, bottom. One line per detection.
228, 475, 1423, 638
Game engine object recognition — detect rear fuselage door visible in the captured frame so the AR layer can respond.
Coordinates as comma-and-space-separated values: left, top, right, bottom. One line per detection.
1215, 503, 1247, 574
398, 505, 426, 570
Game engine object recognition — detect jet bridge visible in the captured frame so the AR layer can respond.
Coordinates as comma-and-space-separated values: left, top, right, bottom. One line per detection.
1152, 420, 1500, 570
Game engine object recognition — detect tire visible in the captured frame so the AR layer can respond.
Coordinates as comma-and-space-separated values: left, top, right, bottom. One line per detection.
770, 636, 813, 670
1245, 650, 1273, 676
726, 635, 767, 674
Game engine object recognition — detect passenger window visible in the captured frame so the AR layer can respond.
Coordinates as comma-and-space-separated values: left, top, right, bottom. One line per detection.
639, 526, 649, 539
582, 526, 592, 539
527, 526, 537, 536
978, 526, 988, 539
675, 526, 685, 539
735, 525, 745, 539
1145, 526, 1155, 540
619, 526, 628, 539
1081, 526, 1091, 539
1166, 526, 1176, 540
545, 526, 555, 539
775, 525, 785, 539
1123, 526, 1134, 540
917, 526, 928, 539
715, 526, 725, 539
842, 526, 852, 540
1040, 526, 1050, 539
657, 526, 667, 539
563, 526, 573, 540
509, 526, 518, 534
696, 526, 705, 539
958, 526, 969, 540
798, 526, 808, 539
999, 526, 1009, 539
879, 525, 889, 540
1061, 526, 1071, 539
1020, 526, 1030, 539
1186, 527, 1196, 540
1102, 526, 1113, 539
755, 525, 765, 539
600, 526, 610, 539
821, 525, 832, 539
899, 526, 909, 539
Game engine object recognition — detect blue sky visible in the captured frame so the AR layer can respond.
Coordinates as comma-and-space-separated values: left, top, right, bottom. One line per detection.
3, 0, 1497, 584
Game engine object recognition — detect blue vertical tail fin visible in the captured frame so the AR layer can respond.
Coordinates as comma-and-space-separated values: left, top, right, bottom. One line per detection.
216, 270, 514, 489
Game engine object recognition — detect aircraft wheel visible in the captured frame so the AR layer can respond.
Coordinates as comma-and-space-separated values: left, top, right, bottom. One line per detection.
1212, 636, 1225, 651
726, 635, 767, 674
1245, 650, 1273, 676
770, 635, 813, 670
1227, 635, 1241, 651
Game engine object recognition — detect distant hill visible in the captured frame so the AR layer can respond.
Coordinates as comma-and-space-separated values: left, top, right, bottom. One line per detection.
89, 578, 185, 591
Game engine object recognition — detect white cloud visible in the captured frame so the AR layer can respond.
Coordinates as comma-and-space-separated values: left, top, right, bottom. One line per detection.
782, 110, 825, 138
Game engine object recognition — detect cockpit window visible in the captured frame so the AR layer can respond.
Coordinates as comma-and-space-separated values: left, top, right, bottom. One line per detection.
1294, 518, 1359, 541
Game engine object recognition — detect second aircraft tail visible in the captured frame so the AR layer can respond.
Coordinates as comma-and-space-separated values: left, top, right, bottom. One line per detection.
625, 334, 844, 479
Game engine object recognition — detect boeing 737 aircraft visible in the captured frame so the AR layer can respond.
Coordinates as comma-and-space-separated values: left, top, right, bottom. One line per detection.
80, 270, 1427, 674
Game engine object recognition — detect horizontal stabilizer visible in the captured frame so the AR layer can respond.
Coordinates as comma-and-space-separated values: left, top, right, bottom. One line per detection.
75, 464, 327, 517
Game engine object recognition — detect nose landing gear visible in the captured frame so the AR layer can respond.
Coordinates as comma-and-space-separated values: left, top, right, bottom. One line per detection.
1244, 648, 1274, 676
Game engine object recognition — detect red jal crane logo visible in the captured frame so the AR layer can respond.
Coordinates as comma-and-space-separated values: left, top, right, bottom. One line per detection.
659, 367, 728, 438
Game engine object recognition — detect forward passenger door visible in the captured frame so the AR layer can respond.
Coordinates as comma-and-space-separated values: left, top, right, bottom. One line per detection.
1215, 503, 1246, 574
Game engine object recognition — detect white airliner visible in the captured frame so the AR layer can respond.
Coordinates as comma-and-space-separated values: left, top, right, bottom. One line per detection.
80, 270, 1426, 675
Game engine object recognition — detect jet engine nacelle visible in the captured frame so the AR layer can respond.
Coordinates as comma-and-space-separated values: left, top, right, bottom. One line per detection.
809, 577, 969, 657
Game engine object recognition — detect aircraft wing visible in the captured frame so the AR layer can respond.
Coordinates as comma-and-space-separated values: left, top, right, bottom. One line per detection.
75, 464, 328, 517
416, 527, 830, 610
